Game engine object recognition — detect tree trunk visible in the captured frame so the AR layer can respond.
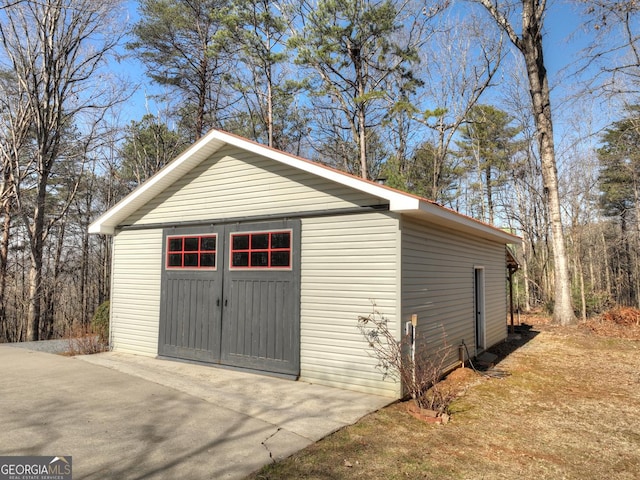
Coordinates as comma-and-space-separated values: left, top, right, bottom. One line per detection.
80, 222, 90, 325
267, 65, 273, 148
26, 257, 42, 341
601, 230, 612, 297
521, 4, 575, 324
431, 127, 446, 201
576, 253, 586, 321
43, 221, 66, 338
26, 180, 47, 341
0, 203, 10, 341
350, 42, 368, 180
478, 0, 575, 324
522, 235, 532, 312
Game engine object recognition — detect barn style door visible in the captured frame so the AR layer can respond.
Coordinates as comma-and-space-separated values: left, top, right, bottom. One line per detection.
159, 226, 224, 363
221, 220, 300, 376
158, 220, 300, 377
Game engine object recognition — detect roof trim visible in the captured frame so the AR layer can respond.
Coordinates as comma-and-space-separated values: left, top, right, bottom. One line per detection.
89, 129, 520, 245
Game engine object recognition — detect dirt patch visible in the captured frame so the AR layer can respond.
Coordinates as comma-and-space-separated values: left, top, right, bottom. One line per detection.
438, 365, 482, 397
248, 325, 640, 480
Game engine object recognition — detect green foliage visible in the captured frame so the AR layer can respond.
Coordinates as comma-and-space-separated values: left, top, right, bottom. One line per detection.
128, 0, 233, 138
381, 141, 459, 201
572, 285, 611, 318
129, 0, 230, 85
120, 114, 189, 188
597, 107, 640, 220
455, 104, 524, 222
222, 0, 310, 148
291, 0, 424, 176
91, 301, 110, 345
228, 0, 288, 67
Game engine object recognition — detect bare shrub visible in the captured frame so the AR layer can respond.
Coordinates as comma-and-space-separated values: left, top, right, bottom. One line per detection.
357, 306, 455, 414
65, 323, 109, 356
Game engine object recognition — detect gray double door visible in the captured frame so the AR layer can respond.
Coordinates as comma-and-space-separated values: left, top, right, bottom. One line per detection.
158, 220, 300, 376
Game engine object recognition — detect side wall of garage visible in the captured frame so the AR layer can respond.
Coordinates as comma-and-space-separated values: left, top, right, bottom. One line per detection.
401, 217, 507, 367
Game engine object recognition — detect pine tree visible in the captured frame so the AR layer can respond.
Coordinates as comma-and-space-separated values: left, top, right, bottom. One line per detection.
456, 104, 523, 224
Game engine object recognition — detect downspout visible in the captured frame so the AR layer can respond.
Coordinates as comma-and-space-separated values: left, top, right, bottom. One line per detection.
509, 267, 515, 334
108, 233, 116, 349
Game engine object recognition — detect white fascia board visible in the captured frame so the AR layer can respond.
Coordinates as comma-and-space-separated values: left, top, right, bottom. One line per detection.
89, 129, 416, 235
413, 200, 521, 244
219, 132, 421, 209
88, 132, 227, 235
88, 129, 516, 243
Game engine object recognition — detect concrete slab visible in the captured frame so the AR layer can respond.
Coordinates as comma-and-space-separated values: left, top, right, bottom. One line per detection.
0, 347, 391, 479
476, 351, 499, 368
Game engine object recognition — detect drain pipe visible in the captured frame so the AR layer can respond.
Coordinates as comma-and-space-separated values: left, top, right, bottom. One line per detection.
406, 315, 418, 385
459, 340, 466, 368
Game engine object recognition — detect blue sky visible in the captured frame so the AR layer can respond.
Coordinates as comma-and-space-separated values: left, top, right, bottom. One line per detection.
116, 0, 619, 144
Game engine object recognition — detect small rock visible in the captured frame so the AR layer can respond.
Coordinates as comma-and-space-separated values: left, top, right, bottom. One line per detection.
344, 460, 353, 468
440, 413, 450, 424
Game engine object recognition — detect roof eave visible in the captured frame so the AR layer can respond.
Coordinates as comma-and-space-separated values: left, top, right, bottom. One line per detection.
88, 130, 228, 235
401, 200, 521, 245
88, 223, 115, 235
87, 129, 522, 245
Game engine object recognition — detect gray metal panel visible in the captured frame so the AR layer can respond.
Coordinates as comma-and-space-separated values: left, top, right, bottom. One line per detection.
159, 226, 223, 363
221, 220, 301, 376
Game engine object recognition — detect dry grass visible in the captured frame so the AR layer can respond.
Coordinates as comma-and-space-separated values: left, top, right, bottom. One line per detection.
248, 320, 640, 480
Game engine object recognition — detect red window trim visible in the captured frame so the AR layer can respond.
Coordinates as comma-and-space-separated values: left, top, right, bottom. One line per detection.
166, 234, 218, 270
229, 230, 292, 270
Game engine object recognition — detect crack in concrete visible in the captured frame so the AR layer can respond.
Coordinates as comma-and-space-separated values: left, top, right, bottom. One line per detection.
261, 427, 282, 463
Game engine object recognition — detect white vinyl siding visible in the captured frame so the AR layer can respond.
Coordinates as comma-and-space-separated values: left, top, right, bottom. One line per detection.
401, 217, 507, 365
110, 229, 162, 355
124, 145, 384, 226
299, 212, 401, 398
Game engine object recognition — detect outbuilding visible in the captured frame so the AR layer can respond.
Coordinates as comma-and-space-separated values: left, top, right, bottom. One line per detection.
89, 129, 520, 398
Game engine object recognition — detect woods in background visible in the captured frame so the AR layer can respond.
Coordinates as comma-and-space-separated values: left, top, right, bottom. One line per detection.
1, 0, 639, 341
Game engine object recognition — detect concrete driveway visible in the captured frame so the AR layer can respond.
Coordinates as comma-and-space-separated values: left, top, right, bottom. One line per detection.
0, 346, 391, 479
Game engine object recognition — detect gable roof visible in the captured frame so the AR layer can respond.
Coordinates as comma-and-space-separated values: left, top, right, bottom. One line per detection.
89, 129, 520, 244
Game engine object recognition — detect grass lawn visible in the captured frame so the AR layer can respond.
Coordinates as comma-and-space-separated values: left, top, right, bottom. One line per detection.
247, 319, 640, 479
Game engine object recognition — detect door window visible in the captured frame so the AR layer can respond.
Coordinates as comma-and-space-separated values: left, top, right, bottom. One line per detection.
166, 235, 217, 269
230, 230, 292, 269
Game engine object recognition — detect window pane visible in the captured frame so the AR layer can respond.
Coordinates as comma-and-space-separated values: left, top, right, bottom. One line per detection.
184, 253, 198, 266
201, 236, 216, 251
168, 238, 182, 252
271, 251, 290, 267
200, 253, 215, 267
251, 252, 269, 267
232, 252, 249, 267
233, 234, 249, 250
251, 233, 269, 249
184, 237, 198, 251
168, 254, 182, 267
271, 232, 290, 249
